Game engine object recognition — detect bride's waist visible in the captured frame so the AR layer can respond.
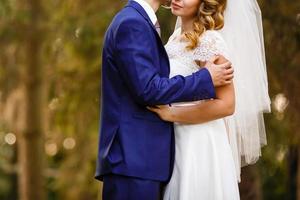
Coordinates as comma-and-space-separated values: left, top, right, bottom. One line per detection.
174, 118, 225, 128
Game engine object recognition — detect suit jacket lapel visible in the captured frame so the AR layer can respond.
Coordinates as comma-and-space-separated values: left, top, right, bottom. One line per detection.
125, 1, 170, 74
125, 1, 160, 38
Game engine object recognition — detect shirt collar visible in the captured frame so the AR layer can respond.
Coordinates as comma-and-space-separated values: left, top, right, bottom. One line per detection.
133, 0, 157, 25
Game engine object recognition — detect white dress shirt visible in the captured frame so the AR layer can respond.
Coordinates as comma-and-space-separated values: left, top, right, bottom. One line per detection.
133, 0, 157, 25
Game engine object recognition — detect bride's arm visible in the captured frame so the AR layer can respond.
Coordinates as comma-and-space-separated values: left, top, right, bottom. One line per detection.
147, 56, 235, 124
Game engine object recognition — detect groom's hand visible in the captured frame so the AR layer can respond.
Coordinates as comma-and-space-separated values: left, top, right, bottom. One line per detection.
205, 55, 234, 87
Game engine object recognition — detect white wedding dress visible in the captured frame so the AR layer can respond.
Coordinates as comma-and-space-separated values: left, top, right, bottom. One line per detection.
163, 28, 240, 200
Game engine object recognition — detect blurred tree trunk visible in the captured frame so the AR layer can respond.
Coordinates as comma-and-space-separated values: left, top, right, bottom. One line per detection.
287, 145, 297, 200
285, 49, 300, 200
239, 165, 263, 200
287, 146, 298, 200
297, 145, 300, 200
17, 0, 47, 199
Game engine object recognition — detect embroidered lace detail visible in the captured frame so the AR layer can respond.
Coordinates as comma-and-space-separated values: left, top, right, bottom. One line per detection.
165, 29, 230, 77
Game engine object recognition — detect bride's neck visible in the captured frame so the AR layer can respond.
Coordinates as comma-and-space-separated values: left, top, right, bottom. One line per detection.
180, 16, 196, 34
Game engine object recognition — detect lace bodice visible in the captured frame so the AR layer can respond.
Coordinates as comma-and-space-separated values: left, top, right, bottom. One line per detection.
164, 28, 230, 106
165, 28, 230, 78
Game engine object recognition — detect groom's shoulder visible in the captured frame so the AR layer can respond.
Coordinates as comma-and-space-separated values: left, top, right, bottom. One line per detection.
106, 5, 150, 37
113, 5, 145, 26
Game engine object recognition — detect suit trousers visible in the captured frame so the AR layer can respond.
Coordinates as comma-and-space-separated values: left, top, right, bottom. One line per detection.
102, 174, 164, 200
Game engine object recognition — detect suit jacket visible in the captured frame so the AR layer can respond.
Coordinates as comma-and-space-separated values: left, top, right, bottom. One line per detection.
95, 0, 216, 182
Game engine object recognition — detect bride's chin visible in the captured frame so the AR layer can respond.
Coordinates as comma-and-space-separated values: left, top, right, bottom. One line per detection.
171, 10, 181, 16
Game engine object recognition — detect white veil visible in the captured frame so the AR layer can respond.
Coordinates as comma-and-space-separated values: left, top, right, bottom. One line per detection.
174, 0, 271, 182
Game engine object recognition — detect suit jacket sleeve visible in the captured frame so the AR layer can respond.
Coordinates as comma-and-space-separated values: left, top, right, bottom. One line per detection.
113, 18, 216, 106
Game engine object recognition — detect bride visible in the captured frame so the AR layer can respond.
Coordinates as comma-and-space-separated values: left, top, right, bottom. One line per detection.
148, 0, 271, 199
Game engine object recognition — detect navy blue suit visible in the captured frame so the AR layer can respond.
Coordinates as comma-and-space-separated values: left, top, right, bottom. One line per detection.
95, 1, 216, 199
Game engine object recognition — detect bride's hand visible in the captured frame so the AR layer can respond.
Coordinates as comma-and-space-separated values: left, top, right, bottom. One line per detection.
146, 105, 174, 122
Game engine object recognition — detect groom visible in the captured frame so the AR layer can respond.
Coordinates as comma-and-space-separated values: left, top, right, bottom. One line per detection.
95, 0, 234, 199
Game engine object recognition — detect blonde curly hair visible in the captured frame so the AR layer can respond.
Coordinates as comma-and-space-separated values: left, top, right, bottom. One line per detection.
185, 0, 227, 50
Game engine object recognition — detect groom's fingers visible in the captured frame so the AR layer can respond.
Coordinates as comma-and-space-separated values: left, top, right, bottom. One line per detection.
209, 55, 220, 64
147, 106, 158, 112
224, 80, 233, 85
220, 61, 232, 69
225, 67, 234, 75
225, 74, 234, 81
147, 106, 154, 110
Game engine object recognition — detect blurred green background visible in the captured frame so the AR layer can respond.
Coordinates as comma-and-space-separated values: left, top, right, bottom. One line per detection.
0, 0, 299, 199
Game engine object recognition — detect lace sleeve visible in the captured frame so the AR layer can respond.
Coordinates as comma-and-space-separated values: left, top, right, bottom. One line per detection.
193, 30, 230, 62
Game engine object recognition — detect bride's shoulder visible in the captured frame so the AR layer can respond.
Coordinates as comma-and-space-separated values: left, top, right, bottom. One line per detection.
194, 30, 230, 60
200, 30, 226, 44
